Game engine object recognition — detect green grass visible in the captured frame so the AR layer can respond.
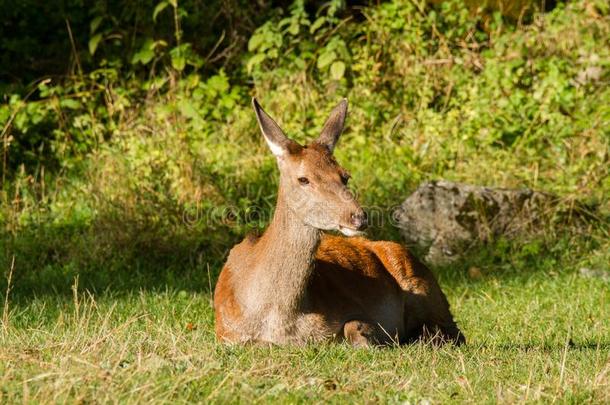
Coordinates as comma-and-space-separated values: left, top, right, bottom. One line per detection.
1, 259, 608, 403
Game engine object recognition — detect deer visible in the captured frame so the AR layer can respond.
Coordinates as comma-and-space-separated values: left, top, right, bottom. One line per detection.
213, 98, 465, 347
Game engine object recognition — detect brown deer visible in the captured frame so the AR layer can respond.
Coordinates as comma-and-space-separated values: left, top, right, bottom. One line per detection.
213, 98, 465, 346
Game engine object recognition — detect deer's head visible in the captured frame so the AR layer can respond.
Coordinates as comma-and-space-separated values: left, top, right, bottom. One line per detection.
253, 98, 367, 236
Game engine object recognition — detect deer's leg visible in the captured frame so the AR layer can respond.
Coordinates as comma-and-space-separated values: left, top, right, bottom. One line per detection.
419, 323, 465, 346
426, 289, 466, 346
436, 322, 465, 346
343, 320, 383, 347
404, 284, 466, 346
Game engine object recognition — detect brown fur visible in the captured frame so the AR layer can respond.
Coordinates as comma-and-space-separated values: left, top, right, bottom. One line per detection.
213, 99, 465, 346
214, 233, 464, 345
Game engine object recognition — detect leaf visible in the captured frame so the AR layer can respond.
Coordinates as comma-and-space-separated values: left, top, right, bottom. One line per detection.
131, 39, 156, 65
185, 74, 200, 89
169, 45, 186, 71
153, 1, 169, 22
171, 54, 186, 71
310, 17, 326, 34
207, 74, 229, 93
287, 22, 299, 36
170, 44, 195, 71
90, 16, 103, 34
246, 53, 266, 74
132, 48, 154, 65
317, 50, 336, 69
330, 61, 345, 80
151, 40, 168, 50
37, 81, 51, 97
88, 33, 103, 55
59, 99, 82, 110
278, 17, 292, 28
144, 76, 168, 91
248, 33, 264, 52
188, 54, 204, 69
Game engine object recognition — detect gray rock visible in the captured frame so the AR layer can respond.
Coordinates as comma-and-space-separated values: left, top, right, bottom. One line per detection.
393, 180, 557, 266
579, 267, 610, 282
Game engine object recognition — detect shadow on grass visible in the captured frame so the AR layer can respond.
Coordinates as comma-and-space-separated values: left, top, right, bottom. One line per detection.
0, 219, 234, 299
1, 209, 607, 301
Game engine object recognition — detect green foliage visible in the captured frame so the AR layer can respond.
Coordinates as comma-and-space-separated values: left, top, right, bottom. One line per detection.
1, 0, 609, 295
247, 0, 351, 82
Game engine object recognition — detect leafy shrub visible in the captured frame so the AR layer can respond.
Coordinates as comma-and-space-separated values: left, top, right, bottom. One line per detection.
1, 0, 608, 291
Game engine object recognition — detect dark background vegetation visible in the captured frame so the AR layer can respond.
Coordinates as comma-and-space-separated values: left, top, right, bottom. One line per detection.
1, 0, 608, 296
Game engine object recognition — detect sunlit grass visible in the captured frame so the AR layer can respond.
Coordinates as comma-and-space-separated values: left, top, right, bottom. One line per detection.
1, 262, 608, 403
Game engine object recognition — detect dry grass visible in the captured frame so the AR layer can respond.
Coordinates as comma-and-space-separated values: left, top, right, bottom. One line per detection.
1, 266, 608, 403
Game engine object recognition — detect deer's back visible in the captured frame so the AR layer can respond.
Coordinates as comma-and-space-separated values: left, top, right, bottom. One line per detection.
305, 235, 435, 333
315, 234, 436, 293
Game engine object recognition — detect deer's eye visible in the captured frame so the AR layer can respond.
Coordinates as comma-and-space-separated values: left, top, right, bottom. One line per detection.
340, 174, 350, 185
298, 177, 310, 185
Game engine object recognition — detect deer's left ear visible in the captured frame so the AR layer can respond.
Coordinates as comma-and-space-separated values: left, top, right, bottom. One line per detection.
316, 99, 348, 153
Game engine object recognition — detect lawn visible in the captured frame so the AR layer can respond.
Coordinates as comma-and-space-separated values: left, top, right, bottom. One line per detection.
1, 258, 608, 403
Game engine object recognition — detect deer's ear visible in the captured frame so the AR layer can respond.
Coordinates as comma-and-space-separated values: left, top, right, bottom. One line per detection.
316, 99, 348, 153
252, 98, 297, 157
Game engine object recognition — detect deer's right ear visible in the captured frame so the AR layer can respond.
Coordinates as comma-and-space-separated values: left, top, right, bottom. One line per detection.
252, 98, 296, 158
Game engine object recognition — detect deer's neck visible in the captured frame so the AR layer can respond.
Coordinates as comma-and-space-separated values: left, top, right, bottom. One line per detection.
250, 184, 321, 314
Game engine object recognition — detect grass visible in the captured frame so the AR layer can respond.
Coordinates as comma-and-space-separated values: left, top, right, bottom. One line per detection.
1, 254, 609, 403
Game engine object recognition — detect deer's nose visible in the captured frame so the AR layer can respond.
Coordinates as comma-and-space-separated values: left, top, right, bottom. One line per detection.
350, 211, 368, 231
